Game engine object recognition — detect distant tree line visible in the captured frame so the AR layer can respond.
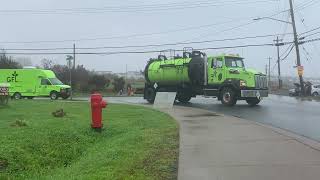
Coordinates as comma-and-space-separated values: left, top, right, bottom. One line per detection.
0, 51, 22, 69
0, 52, 126, 93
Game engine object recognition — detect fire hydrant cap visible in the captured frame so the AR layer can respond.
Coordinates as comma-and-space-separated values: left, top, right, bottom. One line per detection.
101, 100, 107, 108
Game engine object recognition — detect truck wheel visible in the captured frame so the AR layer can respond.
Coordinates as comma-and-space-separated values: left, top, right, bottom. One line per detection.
220, 87, 237, 106
312, 92, 319, 96
145, 88, 156, 103
177, 93, 192, 103
50, 91, 59, 100
246, 98, 261, 106
13, 92, 22, 100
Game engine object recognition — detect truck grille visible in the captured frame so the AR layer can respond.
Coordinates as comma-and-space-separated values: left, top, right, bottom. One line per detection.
255, 75, 268, 89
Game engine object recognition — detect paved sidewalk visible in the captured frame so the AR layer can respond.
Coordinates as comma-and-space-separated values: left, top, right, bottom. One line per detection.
166, 106, 320, 180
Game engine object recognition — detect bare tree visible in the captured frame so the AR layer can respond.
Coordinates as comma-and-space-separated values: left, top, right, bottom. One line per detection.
41, 58, 55, 69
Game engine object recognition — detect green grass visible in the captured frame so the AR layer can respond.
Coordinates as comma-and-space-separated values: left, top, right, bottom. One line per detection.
0, 100, 179, 180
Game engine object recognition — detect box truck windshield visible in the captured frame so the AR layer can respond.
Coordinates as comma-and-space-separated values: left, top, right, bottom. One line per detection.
49, 78, 64, 85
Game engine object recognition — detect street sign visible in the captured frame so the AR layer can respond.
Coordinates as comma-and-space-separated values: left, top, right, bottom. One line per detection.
297, 66, 304, 76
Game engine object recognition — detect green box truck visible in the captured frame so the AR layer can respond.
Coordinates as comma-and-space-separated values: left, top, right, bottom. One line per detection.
0, 68, 71, 100
144, 51, 268, 106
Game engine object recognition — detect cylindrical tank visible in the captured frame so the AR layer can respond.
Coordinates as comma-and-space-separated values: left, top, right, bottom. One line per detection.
145, 52, 205, 86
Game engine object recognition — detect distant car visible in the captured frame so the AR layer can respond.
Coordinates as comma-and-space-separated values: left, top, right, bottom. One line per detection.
289, 88, 298, 96
289, 83, 301, 96
311, 84, 320, 96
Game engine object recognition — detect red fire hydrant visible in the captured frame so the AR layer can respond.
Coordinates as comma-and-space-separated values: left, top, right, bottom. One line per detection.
91, 93, 107, 130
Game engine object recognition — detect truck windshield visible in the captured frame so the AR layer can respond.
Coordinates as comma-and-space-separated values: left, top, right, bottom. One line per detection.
49, 78, 64, 85
225, 57, 244, 68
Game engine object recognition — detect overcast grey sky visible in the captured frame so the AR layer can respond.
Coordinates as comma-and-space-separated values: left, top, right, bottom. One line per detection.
0, 0, 319, 77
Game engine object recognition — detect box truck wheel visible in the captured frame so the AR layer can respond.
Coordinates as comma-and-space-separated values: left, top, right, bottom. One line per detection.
50, 91, 58, 100
220, 87, 237, 106
13, 92, 22, 100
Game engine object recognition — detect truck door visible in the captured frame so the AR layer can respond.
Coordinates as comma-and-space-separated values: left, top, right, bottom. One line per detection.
208, 57, 224, 85
39, 78, 52, 96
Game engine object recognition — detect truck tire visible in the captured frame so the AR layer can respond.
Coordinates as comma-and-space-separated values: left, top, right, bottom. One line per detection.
50, 91, 59, 100
312, 92, 319, 96
145, 88, 156, 103
13, 92, 22, 100
246, 98, 261, 106
220, 87, 237, 106
177, 93, 192, 103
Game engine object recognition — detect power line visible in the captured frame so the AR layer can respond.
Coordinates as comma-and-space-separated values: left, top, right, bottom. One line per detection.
280, 44, 294, 61
2, 33, 292, 51
300, 26, 320, 35
2, 42, 277, 55
0, 19, 245, 44
0, 8, 290, 45
301, 45, 312, 61
303, 31, 320, 38
0, 0, 279, 14
280, 44, 294, 57
277, 37, 320, 62
296, 0, 320, 11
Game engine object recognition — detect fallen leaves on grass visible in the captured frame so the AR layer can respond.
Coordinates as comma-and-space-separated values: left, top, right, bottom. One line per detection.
52, 109, 67, 118
0, 158, 8, 170
10, 120, 27, 127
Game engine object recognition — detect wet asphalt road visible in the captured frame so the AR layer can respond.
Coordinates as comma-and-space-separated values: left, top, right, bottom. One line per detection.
101, 95, 320, 142
185, 95, 320, 141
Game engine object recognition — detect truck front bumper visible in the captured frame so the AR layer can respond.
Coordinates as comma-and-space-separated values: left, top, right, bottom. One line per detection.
60, 88, 71, 98
241, 89, 268, 98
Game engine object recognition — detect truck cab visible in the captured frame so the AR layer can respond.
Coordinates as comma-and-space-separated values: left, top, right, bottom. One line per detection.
205, 54, 268, 106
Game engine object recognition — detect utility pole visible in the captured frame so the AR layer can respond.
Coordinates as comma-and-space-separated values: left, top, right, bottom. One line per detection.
125, 64, 128, 82
289, 0, 305, 95
265, 64, 268, 76
70, 43, 76, 100
73, 43, 76, 69
274, 36, 283, 89
268, 57, 271, 87
66, 55, 73, 100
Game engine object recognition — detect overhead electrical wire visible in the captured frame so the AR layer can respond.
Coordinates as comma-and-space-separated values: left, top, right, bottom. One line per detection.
1, 42, 287, 55
279, 43, 294, 58
0, 8, 290, 45
280, 44, 295, 61
0, 19, 257, 44
300, 26, 320, 36
0, 0, 280, 14
2, 33, 292, 51
296, 0, 320, 11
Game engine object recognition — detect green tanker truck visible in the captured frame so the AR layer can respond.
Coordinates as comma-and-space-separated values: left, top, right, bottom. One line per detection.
143, 51, 268, 106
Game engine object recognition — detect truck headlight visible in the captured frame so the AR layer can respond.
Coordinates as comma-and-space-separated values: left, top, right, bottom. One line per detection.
240, 80, 246, 87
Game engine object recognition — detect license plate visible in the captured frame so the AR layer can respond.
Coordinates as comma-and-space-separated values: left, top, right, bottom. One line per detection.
241, 90, 268, 97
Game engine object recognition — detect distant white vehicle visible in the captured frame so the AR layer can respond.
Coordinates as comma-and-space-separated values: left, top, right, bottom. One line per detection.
311, 84, 320, 96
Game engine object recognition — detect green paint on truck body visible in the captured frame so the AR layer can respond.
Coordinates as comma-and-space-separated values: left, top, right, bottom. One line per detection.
146, 55, 264, 88
0, 69, 71, 99
147, 58, 192, 85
